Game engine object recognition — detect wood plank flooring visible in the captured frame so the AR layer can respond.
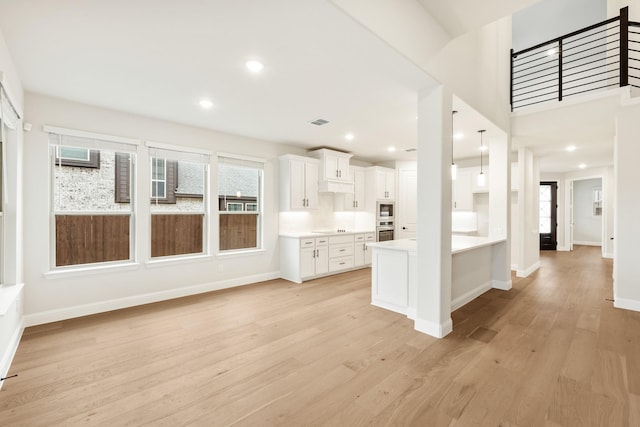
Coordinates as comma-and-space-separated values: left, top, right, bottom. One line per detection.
1, 245, 638, 426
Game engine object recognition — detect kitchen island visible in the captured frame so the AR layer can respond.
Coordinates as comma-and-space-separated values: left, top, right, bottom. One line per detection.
367, 235, 507, 320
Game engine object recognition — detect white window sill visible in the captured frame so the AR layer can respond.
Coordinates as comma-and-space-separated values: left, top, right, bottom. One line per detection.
145, 254, 213, 268
0, 283, 24, 316
44, 262, 140, 279
216, 248, 265, 259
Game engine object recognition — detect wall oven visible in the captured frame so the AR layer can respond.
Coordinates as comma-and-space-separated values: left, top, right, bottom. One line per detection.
376, 201, 394, 221
377, 220, 395, 242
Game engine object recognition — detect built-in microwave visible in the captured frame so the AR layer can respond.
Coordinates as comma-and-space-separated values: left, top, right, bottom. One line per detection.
377, 201, 394, 220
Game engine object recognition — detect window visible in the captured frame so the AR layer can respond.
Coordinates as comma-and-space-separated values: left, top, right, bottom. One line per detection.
55, 146, 100, 168
1, 87, 19, 285
218, 155, 264, 252
48, 127, 138, 268
148, 144, 209, 258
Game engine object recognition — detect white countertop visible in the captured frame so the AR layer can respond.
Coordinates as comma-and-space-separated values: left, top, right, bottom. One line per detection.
367, 235, 506, 255
280, 230, 375, 238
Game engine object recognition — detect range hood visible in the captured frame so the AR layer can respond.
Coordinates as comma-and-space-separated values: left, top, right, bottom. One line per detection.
308, 148, 354, 193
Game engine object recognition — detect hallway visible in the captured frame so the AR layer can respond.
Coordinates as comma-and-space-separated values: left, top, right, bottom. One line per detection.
0, 246, 637, 425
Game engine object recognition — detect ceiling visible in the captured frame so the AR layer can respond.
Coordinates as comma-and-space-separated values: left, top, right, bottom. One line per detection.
0, 0, 442, 163
0, 0, 615, 172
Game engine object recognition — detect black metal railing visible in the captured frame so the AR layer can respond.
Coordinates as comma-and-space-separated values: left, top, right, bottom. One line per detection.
511, 7, 640, 111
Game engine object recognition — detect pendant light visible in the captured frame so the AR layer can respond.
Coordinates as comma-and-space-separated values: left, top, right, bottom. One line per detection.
477, 129, 486, 187
451, 110, 458, 180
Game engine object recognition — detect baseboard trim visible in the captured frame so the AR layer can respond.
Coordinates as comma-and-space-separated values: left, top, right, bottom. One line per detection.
603, 252, 614, 259
517, 261, 540, 278
371, 299, 407, 316
24, 271, 280, 327
492, 280, 512, 291
0, 319, 24, 391
557, 246, 570, 252
511, 264, 517, 271
572, 241, 601, 247
614, 297, 640, 312
451, 281, 492, 312
406, 307, 417, 320
414, 317, 453, 339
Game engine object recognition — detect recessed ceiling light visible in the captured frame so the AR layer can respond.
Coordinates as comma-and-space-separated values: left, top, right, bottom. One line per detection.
579, 163, 587, 169
387, 146, 396, 152
245, 60, 264, 73
199, 99, 214, 109
345, 133, 354, 141
566, 145, 577, 152
454, 132, 464, 140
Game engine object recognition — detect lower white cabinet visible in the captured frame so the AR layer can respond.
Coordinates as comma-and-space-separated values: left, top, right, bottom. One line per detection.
280, 232, 374, 283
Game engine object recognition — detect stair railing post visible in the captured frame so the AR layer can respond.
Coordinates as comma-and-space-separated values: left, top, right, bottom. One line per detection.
558, 40, 563, 102
621, 6, 629, 87
510, 49, 514, 111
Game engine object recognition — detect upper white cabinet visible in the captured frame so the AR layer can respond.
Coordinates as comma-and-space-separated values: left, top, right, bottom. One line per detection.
279, 154, 319, 211
336, 166, 365, 211
452, 169, 473, 211
308, 148, 353, 192
367, 166, 395, 200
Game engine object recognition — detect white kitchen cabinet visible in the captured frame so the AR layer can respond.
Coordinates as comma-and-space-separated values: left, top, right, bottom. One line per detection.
354, 232, 374, 266
452, 169, 473, 211
280, 155, 319, 211
367, 166, 395, 201
337, 166, 365, 211
308, 148, 353, 192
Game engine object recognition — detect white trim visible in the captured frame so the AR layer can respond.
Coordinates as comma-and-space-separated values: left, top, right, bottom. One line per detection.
517, 261, 540, 278
572, 241, 601, 246
511, 263, 518, 271
603, 252, 614, 259
613, 297, 640, 313
0, 318, 23, 391
145, 140, 213, 156
406, 307, 416, 320
492, 280, 512, 291
371, 299, 407, 315
43, 125, 140, 146
145, 254, 212, 268
24, 271, 280, 327
217, 152, 266, 164
0, 283, 24, 316
557, 246, 570, 252
451, 281, 492, 312
44, 262, 140, 279
217, 248, 266, 258
414, 317, 453, 339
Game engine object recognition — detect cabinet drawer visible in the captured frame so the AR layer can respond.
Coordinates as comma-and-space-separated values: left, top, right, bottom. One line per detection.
300, 238, 315, 248
329, 235, 353, 245
315, 237, 329, 246
354, 234, 365, 242
364, 233, 375, 241
329, 244, 353, 258
329, 256, 354, 272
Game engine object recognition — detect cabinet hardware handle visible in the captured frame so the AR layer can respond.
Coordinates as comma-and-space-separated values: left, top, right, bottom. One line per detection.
340, 249, 346, 252
340, 262, 345, 265
336, 169, 339, 178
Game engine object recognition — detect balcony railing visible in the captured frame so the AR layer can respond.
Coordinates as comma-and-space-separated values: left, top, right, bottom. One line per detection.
511, 7, 640, 111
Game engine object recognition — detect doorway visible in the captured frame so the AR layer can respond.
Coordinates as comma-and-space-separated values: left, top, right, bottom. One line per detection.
539, 181, 557, 250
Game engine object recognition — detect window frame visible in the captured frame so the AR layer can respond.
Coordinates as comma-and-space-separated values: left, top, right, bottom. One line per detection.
46, 126, 140, 271
217, 153, 265, 254
55, 146, 101, 168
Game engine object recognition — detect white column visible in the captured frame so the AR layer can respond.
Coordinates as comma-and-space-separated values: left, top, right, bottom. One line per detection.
614, 103, 640, 312
415, 85, 452, 338
489, 133, 511, 290
516, 147, 540, 278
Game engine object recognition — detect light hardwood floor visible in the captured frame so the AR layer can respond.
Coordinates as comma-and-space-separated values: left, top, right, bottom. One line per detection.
1, 245, 638, 426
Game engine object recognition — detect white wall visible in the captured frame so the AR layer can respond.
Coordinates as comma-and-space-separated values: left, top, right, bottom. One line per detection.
614, 101, 640, 311
513, 0, 607, 52
0, 24, 24, 387
572, 178, 603, 245
21, 92, 304, 325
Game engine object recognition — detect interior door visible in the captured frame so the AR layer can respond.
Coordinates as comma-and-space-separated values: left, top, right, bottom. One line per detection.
398, 169, 417, 239
539, 181, 557, 250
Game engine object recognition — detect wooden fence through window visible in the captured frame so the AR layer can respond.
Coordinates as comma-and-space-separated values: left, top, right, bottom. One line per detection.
219, 213, 258, 251
151, 214, 204, 257
56, 214, 130, 266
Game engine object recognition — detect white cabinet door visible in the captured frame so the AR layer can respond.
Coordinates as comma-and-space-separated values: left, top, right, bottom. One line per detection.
290, 159, 307, 210
354, 242, 365, 266
453, 169, 473, 211
342, 167, 365, 210
375, 169, 395, 200
300, 247, 316, 278
337, 156, 350, 182
383, 170, 395, 200
364, 244, 372, 265
315, 245, 329, 275
304, 161, 319, 209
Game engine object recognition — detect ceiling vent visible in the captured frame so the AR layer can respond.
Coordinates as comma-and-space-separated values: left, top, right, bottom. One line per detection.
310, 118, 330, 126
403, 148, 417, 152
